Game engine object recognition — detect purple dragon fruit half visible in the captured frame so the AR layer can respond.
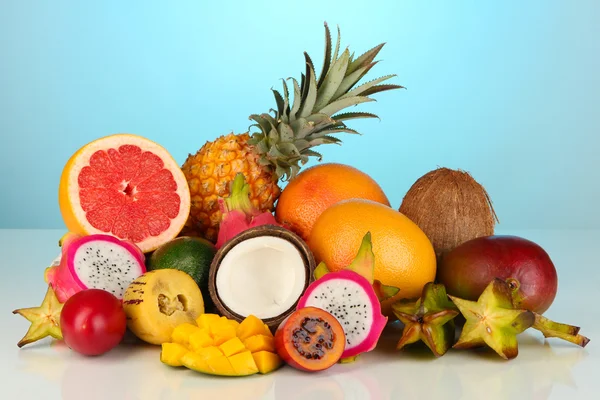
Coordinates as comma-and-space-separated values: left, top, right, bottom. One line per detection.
296, 269, 387, 359
46, 233, 146, 303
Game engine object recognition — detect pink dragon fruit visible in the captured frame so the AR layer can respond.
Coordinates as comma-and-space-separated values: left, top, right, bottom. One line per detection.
45, 233, 146, 303
215, 173, 281, 249
296, 269, 388, 360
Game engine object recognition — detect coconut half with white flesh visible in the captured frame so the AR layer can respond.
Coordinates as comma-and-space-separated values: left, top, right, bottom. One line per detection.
208, 225, 315, 330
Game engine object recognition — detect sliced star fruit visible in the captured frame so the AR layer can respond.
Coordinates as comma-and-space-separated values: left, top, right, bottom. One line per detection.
313, 232, 399, 302
449, 278, 535, 360
392, 282, 459, 357
13, 286, 64, 348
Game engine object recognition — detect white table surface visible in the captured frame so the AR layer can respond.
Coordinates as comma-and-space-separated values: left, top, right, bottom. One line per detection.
1, 229, 597, 400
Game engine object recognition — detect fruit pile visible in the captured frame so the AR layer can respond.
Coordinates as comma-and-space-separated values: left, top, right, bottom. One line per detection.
14, 22, 589, 380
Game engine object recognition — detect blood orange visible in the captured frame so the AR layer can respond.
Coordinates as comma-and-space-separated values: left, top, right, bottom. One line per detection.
59, 134, 190, 253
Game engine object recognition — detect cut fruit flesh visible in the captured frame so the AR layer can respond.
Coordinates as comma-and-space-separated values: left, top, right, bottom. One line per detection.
68, 234, 145, 299
171, 323, 200, 347
303, 278, 374, 346
274, 307, 345, 372
236, 315, 272, 341
243, 335, 275, 353
297, 270, 387, 359
215, 236, 307, 319
161, 343, 189, 367
122, 269, 205, 345
229, 351, 260, 375
161, 314, 282, 376
252, 351, 283, 374
59, 134, 190, 253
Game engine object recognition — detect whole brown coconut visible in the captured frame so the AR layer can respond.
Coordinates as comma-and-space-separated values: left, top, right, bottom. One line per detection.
399, 167, 499, 258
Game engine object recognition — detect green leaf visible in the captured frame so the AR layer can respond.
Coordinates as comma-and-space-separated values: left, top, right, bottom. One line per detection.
298, 55, 318, 118
300, 72, 306, 103
306, 113, 336, 131
253, 138, 269, 154
262, 113, 279, 130
275, 165, 288, 180
301, 149, 323, 161
268, 127, 279, 144
278, 122, 294, 143
290, 164, 301, 178
309, 135, 342, 146
290, 118, 314, 140
267, 144, 286, 160
317, 22, 332, 89
332, 112, 380, 121
332, 25, 341, 67
248, 114, 271, 137
339, 75, 397, 100
347, 43, 385, 75
318, 96, 374, 116
313, 49, 350, 112
288, 78, 302, 121
331, 65, 370, 100
281, 79, 290, 121
277, 142, 300, 157
319, 127, 361, 135
271, 89, 285, 117
292, 139, 309, 151
361, 84, 404, 97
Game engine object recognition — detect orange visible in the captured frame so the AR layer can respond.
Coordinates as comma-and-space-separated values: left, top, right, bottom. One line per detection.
275, 163, 389, 240
309, 199, 436, 316
59, 134, 191, 253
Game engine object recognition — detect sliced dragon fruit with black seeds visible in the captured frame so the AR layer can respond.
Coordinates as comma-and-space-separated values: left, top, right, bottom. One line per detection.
296, 269, 387, 359
46, 233, 146, 302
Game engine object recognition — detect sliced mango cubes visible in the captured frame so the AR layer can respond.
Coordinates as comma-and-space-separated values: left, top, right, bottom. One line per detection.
160, 314, 282, 377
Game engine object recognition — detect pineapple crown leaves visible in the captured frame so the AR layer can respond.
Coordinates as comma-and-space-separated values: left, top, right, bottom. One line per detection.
248, 22, 403, 181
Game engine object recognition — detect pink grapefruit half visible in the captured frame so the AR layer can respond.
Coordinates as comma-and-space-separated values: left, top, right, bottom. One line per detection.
59, 134, 190, 253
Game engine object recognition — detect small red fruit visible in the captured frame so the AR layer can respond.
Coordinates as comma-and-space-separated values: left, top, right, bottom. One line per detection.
274, 307, 345, 372
438, 235, 558, 314
60, 289, 127, 356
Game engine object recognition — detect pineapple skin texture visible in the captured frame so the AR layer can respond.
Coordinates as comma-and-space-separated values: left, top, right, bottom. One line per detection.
182, 133, 281, 242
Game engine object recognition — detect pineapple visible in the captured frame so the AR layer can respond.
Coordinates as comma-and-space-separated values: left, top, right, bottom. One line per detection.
182, 23, 402, 241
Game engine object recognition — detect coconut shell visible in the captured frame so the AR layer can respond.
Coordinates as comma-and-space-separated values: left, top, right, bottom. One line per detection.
399, 167, 499, 258
208, 225, 316, 331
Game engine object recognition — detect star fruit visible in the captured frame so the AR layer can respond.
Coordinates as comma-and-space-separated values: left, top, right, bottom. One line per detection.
392, 282, 459, 357
449, 278, 535, 360
531, 312, 590, 348
313, 232, 400, 302
13, 285, 64, 348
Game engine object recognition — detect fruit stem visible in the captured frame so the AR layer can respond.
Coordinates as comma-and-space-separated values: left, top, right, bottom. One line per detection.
224, 173, 257, 217
532, 313, 590, 348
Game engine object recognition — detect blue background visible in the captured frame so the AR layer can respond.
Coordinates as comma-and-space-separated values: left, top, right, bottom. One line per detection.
1, 0, 598, 230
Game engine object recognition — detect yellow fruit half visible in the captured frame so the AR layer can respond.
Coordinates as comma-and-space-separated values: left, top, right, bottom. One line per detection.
59, 134, 191, 253
123, 270, 204, 345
